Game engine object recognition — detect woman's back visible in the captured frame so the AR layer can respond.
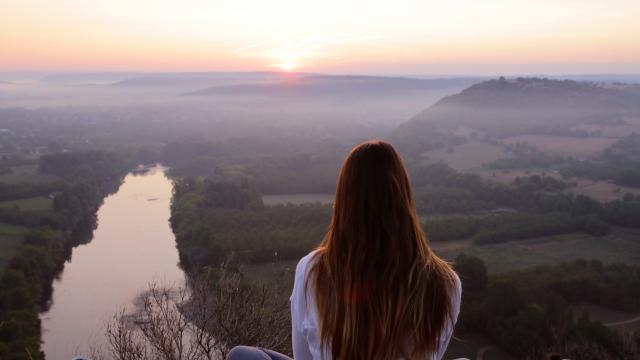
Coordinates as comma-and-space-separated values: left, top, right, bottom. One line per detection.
291, 250, 461, 360
293, 141, 462, 360
227, 141, 462, 360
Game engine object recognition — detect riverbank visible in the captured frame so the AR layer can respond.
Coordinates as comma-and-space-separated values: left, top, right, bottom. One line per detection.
41, 165, 185, 360
0, 151, 129, 360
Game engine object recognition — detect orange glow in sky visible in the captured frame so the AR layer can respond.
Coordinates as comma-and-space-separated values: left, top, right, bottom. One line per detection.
1, 0, 639, 74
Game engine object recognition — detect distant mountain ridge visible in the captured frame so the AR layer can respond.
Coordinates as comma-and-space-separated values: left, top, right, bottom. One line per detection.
184, 75, 481, 97
110, 71, 302, 87
39, 72, 142, 84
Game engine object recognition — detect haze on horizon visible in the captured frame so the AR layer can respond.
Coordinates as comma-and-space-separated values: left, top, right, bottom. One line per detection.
2, 0, 640, 75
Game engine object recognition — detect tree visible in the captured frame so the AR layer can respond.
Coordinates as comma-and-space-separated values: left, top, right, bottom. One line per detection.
454, 254, 487, 303
105, 268, 291, 360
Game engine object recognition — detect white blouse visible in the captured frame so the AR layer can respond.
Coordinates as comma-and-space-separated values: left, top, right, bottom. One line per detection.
290, 250, 462, 360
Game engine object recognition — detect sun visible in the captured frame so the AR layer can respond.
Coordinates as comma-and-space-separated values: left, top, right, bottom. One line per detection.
280, 60, 296, 71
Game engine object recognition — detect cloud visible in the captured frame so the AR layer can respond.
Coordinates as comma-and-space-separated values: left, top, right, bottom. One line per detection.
230, 36, 402, 63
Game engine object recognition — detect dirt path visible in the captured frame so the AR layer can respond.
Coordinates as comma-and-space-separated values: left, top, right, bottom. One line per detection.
605, 315, 640, 327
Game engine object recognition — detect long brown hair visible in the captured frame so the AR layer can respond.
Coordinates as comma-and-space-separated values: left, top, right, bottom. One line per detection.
308, 140, 457, 359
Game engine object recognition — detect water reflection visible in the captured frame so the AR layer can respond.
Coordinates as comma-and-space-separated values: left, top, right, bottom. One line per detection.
40, 165, 185, 360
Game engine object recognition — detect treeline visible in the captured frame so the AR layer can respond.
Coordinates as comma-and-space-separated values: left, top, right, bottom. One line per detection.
162, 139, 347, 194
171, 178, 331, 271
39, 150, 128, 187
473, 213, 608, 245
455, 255, 640, 359
487, 142, 568, 170
413, 163, 640, 244
568, 133, 640, 187
485, 133, 640, 189
426, 213, 609, 245
0, 182, 64, 202
0, 150, 129, 360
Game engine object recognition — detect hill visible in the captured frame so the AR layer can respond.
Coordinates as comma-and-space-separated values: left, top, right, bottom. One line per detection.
393, 77, 640, 153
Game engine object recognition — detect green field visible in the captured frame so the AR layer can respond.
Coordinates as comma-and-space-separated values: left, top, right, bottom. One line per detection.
0, 196, 53, 212
0, 163, 59, 184
0, 223, 28, 271
436, 229, 640, 274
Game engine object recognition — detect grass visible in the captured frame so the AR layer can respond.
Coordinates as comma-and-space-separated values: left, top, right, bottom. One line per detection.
0, 223, 28, 271
0, 163, 59, 184
436, 229, 640, 274
0, 196, 53, 212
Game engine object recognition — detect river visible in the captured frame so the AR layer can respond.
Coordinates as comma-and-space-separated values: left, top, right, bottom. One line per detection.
40, 165, 185, 360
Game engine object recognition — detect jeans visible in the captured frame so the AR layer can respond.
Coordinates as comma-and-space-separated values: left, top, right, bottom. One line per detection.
227, 346, 293, 360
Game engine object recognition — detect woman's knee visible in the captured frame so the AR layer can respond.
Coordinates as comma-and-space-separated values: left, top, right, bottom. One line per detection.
227, 346, 270, 360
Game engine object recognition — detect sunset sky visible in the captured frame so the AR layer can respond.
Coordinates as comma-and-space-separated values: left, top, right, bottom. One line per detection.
2, 0, 639, 74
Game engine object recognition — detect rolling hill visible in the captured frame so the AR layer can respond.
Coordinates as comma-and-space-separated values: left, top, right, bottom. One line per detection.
392, 77, 640, 154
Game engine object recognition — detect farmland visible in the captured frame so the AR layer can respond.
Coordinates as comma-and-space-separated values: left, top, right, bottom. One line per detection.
421, 140, 505, 170
502, 135, 617, 159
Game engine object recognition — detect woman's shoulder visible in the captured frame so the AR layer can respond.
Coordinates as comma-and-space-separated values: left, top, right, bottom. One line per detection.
451, 270, 462, 297
295, 249, 321, 277
448, 270, 463, 317
291, 250, 321, 310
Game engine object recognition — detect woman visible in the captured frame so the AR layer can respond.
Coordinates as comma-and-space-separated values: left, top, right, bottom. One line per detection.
229, 140, 461, 360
